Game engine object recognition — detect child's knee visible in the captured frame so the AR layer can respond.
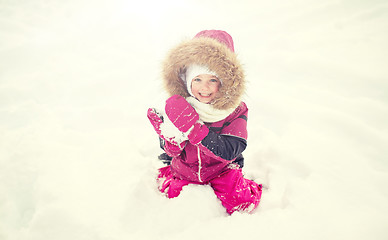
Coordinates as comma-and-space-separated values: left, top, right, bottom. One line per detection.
211, 169, 263, 214
156, 167, 191, 198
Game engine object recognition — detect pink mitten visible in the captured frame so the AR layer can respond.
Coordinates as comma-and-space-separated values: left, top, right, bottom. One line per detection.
165, 95, 199, 132
147, 108, 164, 136
147, 107, 188, 148
163, 140, 186, 157
187, 122, 209, 145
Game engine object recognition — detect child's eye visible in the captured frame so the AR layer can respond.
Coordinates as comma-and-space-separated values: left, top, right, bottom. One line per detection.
194, 78, 201, 82
210, 79, 218, 83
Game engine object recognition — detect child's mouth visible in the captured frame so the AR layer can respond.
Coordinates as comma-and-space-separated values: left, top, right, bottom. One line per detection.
199, 93, 211, 97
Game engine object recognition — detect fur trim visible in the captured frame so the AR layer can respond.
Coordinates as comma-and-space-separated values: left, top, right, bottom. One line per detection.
162, 37, 245, 110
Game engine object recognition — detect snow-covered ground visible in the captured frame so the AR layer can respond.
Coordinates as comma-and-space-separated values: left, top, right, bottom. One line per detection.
1, 0, 387, 239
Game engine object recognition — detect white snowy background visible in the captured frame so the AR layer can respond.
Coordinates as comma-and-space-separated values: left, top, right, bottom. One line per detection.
1, 0, 387, 239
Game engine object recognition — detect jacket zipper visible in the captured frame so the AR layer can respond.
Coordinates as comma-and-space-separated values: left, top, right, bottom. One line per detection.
197, 147, 203, 182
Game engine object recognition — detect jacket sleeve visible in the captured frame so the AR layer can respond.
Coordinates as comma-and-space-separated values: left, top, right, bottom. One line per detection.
200, 132, 247, 160
159, 137, 186, 157
197, 103, 248, 161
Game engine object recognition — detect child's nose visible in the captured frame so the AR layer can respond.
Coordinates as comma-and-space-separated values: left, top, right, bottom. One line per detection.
200, 82, 210, 90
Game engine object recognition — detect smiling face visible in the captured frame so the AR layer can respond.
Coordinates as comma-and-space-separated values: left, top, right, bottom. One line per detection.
190, 74, 221, 104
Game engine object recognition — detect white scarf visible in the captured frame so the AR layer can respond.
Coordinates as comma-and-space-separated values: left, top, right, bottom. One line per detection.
186, 97, 236, 123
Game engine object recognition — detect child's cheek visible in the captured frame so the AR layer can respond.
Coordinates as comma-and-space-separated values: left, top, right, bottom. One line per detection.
213, 91, 221, 100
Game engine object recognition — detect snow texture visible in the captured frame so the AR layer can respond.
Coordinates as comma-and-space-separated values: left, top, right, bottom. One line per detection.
1, 0, 388, 239
155, 107, 189, 144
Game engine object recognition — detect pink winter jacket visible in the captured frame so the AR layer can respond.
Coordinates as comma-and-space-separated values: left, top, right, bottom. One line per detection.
165, 102, 248, 183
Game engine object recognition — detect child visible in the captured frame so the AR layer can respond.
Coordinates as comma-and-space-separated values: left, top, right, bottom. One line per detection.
147, 30, 262, 214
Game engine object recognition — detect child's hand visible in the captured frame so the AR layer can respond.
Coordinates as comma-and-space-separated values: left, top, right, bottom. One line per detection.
147, 108, 164, 136
147, 107, 188, 145
165, 95, 209, 145
165, 95, 199, 133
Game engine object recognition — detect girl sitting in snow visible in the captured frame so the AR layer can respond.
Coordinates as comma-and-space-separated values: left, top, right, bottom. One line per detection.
147, 30, 262, 214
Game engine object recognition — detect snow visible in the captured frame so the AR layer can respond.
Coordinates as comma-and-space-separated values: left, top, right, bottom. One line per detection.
1, 0, 387, 239
158, 108, 189, 144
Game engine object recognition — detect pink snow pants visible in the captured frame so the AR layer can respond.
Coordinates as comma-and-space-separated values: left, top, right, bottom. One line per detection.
157, 166, 262, 214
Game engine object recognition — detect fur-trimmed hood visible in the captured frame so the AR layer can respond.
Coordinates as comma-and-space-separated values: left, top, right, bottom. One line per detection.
162, 31, 245, 110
